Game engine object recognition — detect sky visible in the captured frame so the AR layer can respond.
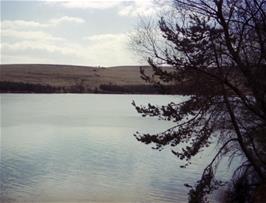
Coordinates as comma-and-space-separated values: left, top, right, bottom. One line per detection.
1, 0, 172, 67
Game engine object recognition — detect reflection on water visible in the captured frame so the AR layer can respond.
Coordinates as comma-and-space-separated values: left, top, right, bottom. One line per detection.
1, 94, 228, 202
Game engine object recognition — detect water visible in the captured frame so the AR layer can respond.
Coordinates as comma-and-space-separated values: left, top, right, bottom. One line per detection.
0, 94, 229, 203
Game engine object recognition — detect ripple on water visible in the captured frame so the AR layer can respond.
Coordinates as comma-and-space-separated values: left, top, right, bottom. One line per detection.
1, 94, 233, 202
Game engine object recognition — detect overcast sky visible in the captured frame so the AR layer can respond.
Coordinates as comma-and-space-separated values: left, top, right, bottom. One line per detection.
1, 0, 171, 66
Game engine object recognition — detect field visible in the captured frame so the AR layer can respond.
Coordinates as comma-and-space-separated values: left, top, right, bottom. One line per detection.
0, 64, 157, 93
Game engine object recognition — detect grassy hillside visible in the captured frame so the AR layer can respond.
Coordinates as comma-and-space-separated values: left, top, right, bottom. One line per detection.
1, 64, 235, 94
0, 64, 157, 93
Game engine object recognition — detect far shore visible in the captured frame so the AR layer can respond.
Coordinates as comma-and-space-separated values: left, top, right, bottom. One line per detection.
0, 64, 220, 95
0, 64, 190, 95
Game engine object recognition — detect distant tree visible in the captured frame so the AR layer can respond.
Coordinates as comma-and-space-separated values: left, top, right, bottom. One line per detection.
131, 0, 266, 202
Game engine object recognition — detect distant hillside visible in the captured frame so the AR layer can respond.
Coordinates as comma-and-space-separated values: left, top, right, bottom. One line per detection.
1, 64, 231, 94
0, 64, 161, 94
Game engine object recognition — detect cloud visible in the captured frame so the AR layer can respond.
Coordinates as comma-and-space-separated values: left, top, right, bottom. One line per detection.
59, 1, 121, 9
2, 32, 136, 66
44, 0, 123, 9
84, 33, 126, 41
2, 54, 51, 64
1, 16, 84, 58
49, 16, 85, 24
1, 16, 85, 63
2, 39, 85, 66
2, 16, 85, 29
2, 29, 63, 41
118, 0, 173, 17
2, 41, 79, 56
44, 0, 172, 17
82, 33, 136, 66
119, 1, 158, 17
2, 20, 49, 29
2, 42, 82, 65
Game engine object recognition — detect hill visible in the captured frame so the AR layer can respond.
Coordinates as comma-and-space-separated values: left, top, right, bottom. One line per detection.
0, 64, 159, 93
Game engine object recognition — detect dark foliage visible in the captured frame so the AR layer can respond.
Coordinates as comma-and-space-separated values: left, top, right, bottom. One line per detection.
99, 84, 161, 94
0, 81, 59, 93
99, 83, 205, 94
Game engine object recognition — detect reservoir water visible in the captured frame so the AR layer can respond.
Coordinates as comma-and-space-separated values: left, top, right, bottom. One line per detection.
1, 94, 229, 202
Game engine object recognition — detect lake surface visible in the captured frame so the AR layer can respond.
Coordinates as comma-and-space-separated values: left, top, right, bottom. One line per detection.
0, 94, 230, 202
